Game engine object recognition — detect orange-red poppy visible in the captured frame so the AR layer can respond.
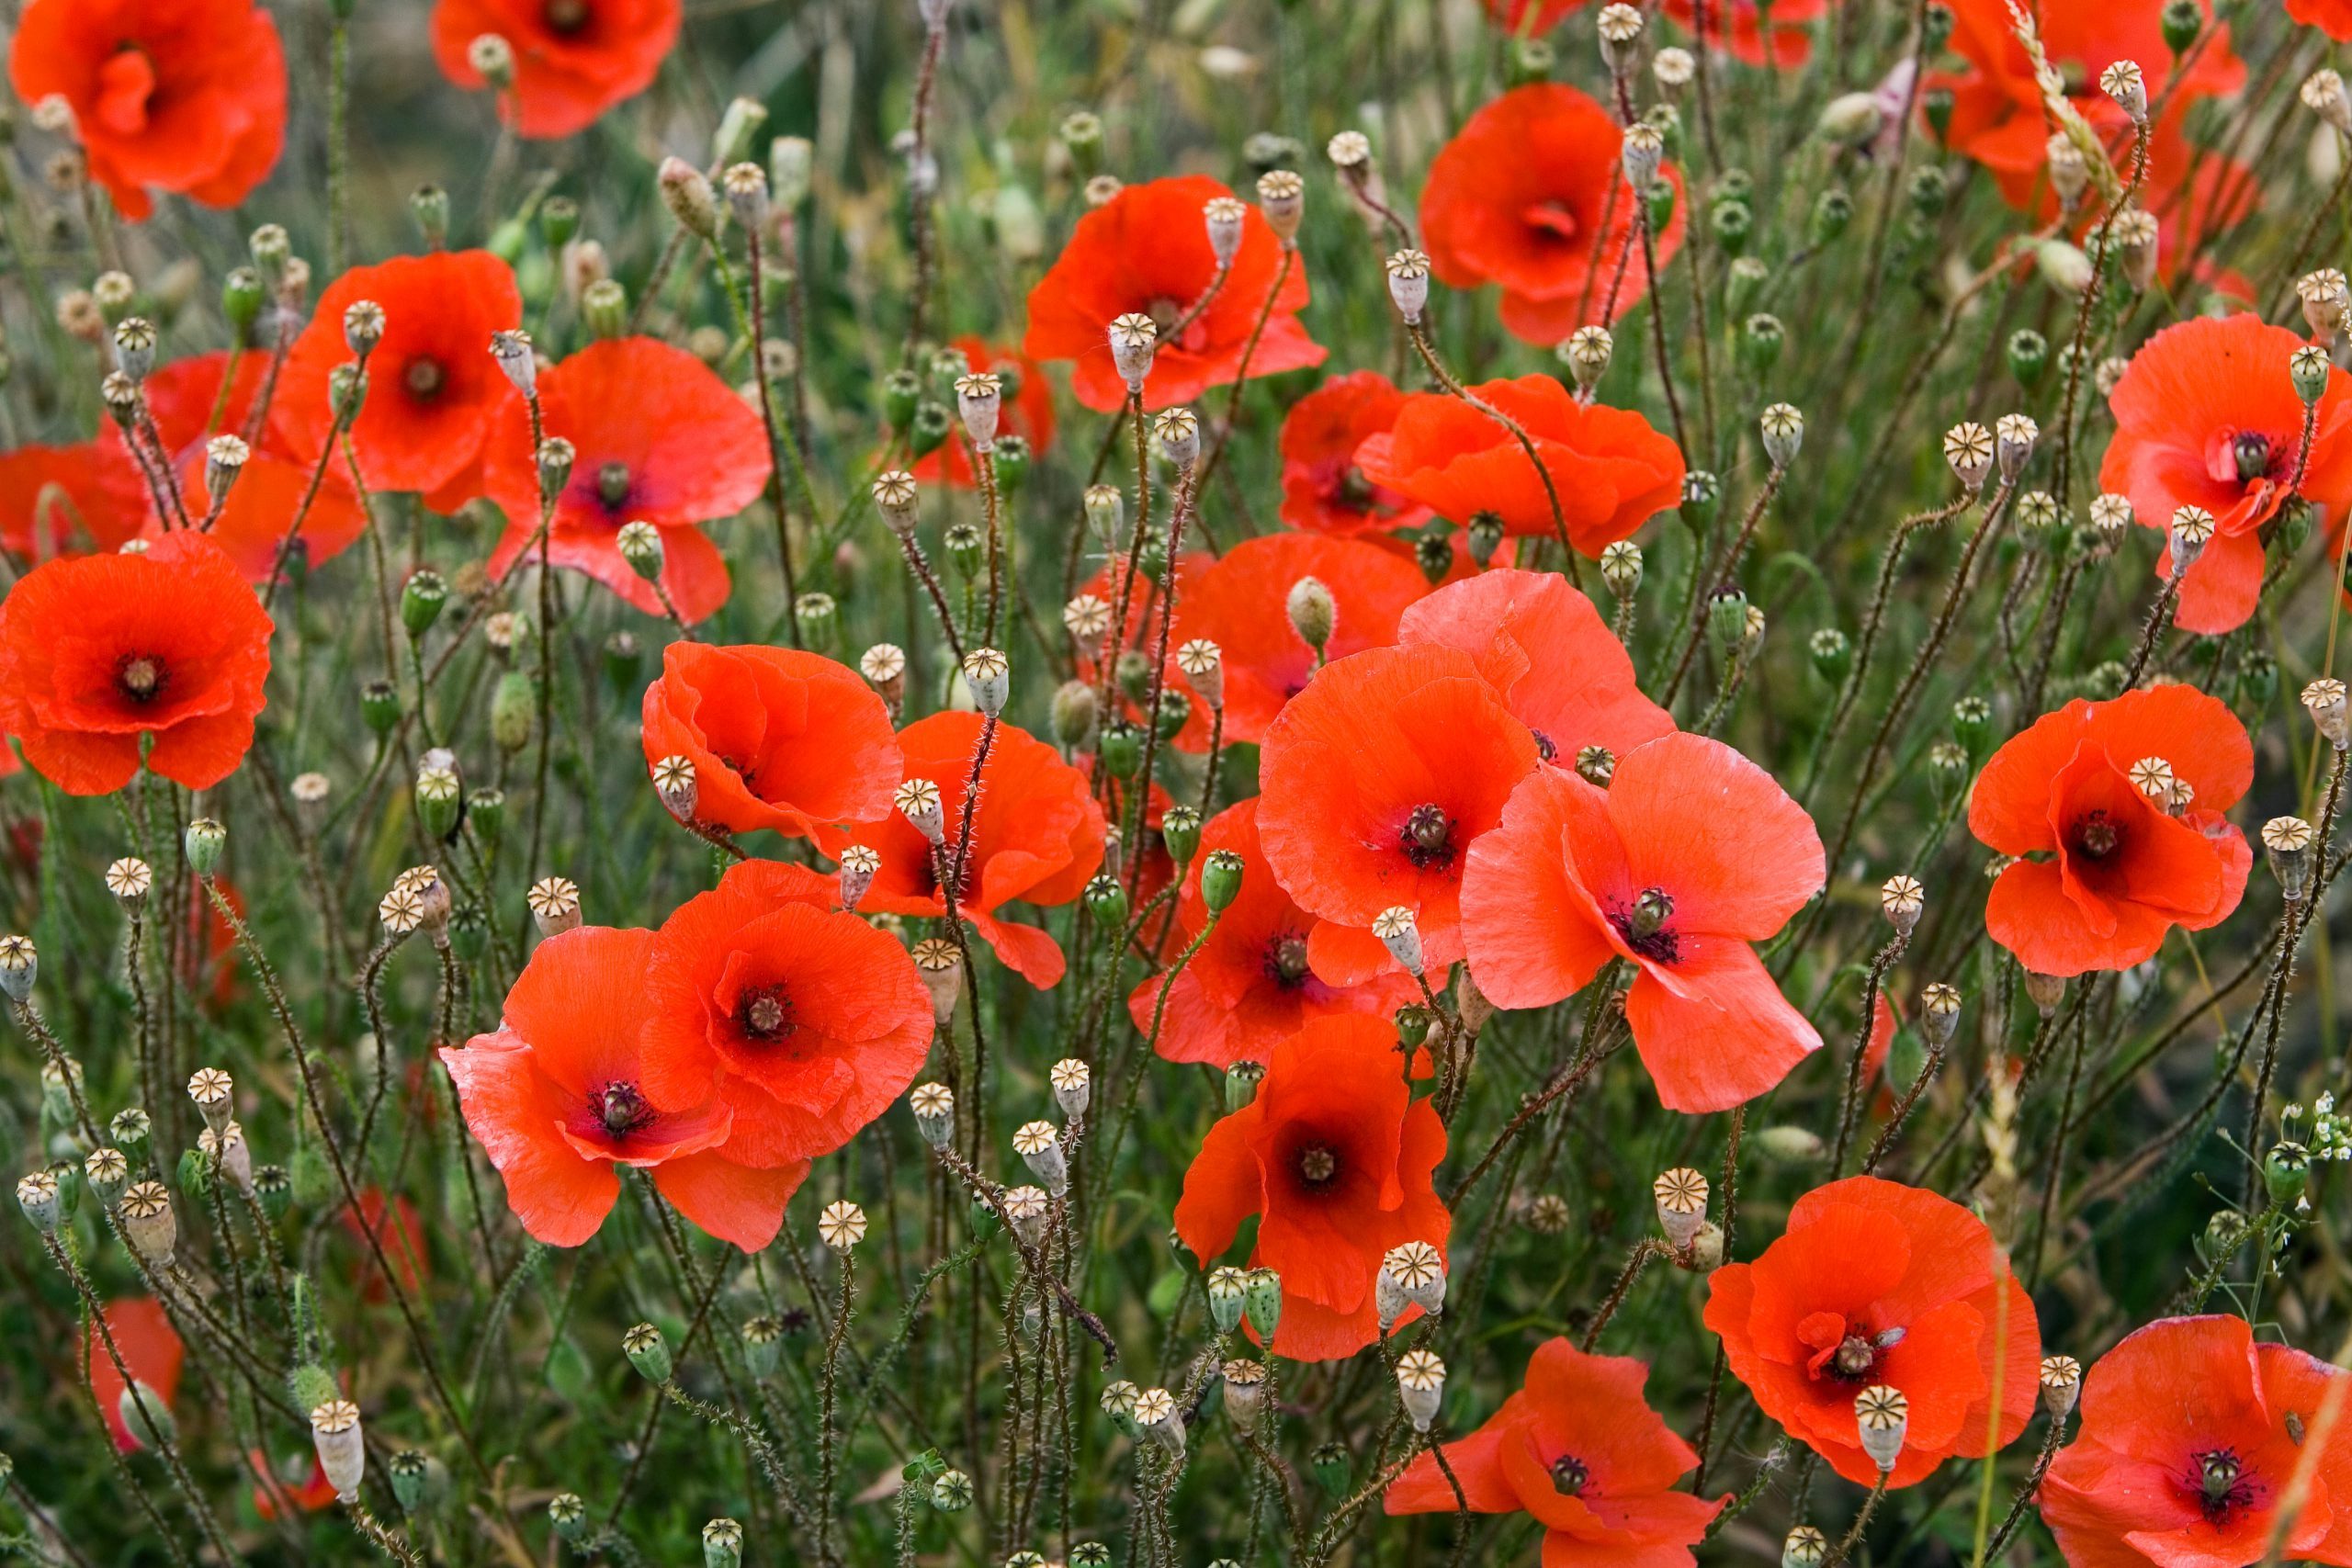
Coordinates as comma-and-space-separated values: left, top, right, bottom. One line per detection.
1174, 1013, 1448, 1360
1023, 174, 1325, 413
1662, 0, 1829, 65
1398, 568, 1674, 766
1934, 0, 2241, 212
820, 711, 1105, 987
1356, 376, 1683, 554
1460, 732, 1823, 1113
2098, 313, 2352, 635
913, 338, 1057, 490
2040, 1315, 2352, 1568
1480, 0, 1582, 27
1278, 371, 1436, 538
277, 250, 524, 505
429, 0, 679, 139
639, 642, 903, 841
0, 532, 271, 796
1705, 1175, 2041, 1487
87, 1298, 182, 1452
641, 860, 933, 1166
10, 0, 285, 220
440, 925, 805, 1250
1385, 1337, 1724, 1560
2290, 0, 2352, 38
1423, 84, 1687, 343
1970, 684, 2252, 977
343, 1189, 429, 1301
1259, 643, 1542, 987
482, 336, 763, 624
103, 351, 370, 580
1130, 799, 1419, 1067
1174, 531, 1432, 747
0, 443, 143, 559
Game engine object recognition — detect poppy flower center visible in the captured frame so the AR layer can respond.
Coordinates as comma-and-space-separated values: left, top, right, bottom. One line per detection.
2071, 810, 2121, 861
1550, 1454, 1589, 1495
1831, 1334, 1879, 1379
1524, 198, 1581, 244
1399, 804, 1455, 868
2233, 433, 2272, 484
1610, 887, 1679, 964
2191, 1449, 2257, 1524
544, 0, 591, 30
1297, 1143, 1338, 1185
405, 357, 446, 400
1266, 933, 1312, 988
738, 985, 794, 1041
115, 653, 166, 705
597, 462, 632, 509
596, 1081, 650, 1137
1335, 466, 1376, 512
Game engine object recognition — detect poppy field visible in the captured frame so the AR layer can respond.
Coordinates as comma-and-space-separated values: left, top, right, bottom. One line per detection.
10, 0, 2352, 1564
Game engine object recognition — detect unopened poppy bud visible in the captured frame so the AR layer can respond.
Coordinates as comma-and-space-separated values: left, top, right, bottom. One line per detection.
2307, 69, 2352, 136
85, 1147, 127, 1206
1242, 1266, 1283, 1338
114, 1382, 175, 1450
1382, 1240, 1446, 1315
0, 936, 32, 1006
2308, 678, 2351, 749
2022, 969, 2066, 1017
2168, 505, 2213, 572
1919, 983, 1962, 1049
1385, 249, 1432, 325
2303, 270, 2350, 340
1041, 682, 1095, 754
2038, 1354, 2083, 1419
1286, 574, 1336, 653
1759, 402, 1804, 470
960, 648, 1010, 717
1782, 1526, 1828, 1568
1395, 1349, 1445, 1432
16, 1170, 60, 1233
2263, 816, 2316, 902
1372, 907, 1423, 976
185, 818, 227, 876
525, 875, 581, 939
659, 156, 721, 240
1943, 421, 1994, 491
896, 778, 945, 845
955, 372, 1001, 452
1653, 1168, 1708, 1249
909, 1082, 955, 1148
1153, 406, 1201, 471
912, 940, 962, 1023
1880, 874, 1924, 936
650, 753, 697, 823
1855, 1384, 1907, 1472
1994, 412, 2038, 480
120, 1180, 175, 1266
1201, 848, 1246, 914
1012, 1120, 1068, 1196
1135, 1387, 1184, 1455
1203, 196, 1248, 267
1256, 169, 1305, 245
1108, 312, 1158, 392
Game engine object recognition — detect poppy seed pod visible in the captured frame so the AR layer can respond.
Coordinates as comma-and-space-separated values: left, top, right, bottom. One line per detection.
955, 372, 1001, 452
2022, 969, 2067, 1017
0, 936, 32, 1005
120, 1179, 175, 1265
1135, 1386, 1185, 1455
2305, 68, 2352, 136
1384, 249, 1433, 327
2167, 505, 2214, 573
651, 754, 698, 822
1395, 1349, 1445, 1432
1256, 169, 1305, 245
1759, 402, 1804, 469
1221, 1358, 1268, 1426
1108, 312, 1158, 393
1372, 906, 1424, 976
1563, 324, 1613, 392
1175, 638, 1224, 708
311, 1398, 366, 1499
527, 875, 582, 938
1943, 421, 1994, 491
1013, 1120, 1068, 1196
1993, 412, 2038, 481
16, 1170, 60, 1233
84, 1146, 128, 1206
188, 1066, 234, 1133
2303, 678, 2349, 749
1154, 406, 1201, 471
2264, 816, 2316, 902
1201, 849, 1246, 913
185, 818, 227, 876
616, 521, 664, 582
1381, 1240, 1446, 1315
1207, 1265, 1250, 1333
2301, 269, 2349, 340
2110, 208, 2158, 291
1782, 1527, 1828, 1568
623, 1322, 673, 1383
896, 777, 946, 845
1880, 874, 1924, 936
488, 328, 536, 398
961, 648, 1010, 717
1653, 1168, 1709, 1250
1621, 122, 1666, 190
703, 1518, 745, 1568
720, 161, 768, 230
911, 939, 963, 1023
1854, 1384, 1907, 1472
1919, 983, 1962, 1050
1204, 196, 1247, 265
112, 316, 157, 382
1242, 1267, 1283, 1339
910, 1082, 955, 1147
817, 1200, 867, 1250
1050, 1057, 1091, 1121
2294, 344, 2334, 406
2039, 1354, 2083, 1419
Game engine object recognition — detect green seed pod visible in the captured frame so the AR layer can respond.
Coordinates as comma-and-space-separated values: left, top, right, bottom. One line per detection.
992, 433, 1032, 496
967, 1196, 1001, 1242
581, 277, 628, 339
1905, 166, 1948, 219
1706, 587, 1750, 651
883, 368, 922, 433
741, 1314, 784, 1379
540, 196, 581, 249
411, 184, 450, 247
2161, 0, 2201, 54
1310, 1442, 1351, 1498
1206, 1267, 1250, 1334
1680, 469, 1722, 527
111, 1107, 152, 1156
1051, 681, 1099, 750
1098, 722, 1144, 779
1951, 695, 1991, 753
1740, 313, 1785, 376
448, 904, 490, 964
1396, 1006, 1434, 1049
623, 1322, 673, 1383
1883, 1027, 1925, 1098
468, 787, 505, 844
1645, 178, 1678, 235
1152, 687, 1192, 742
1923, 86, 1954, 142
253, 1162, 291, 1218
492, 671, 535, 753
1070, 1544, 1112, 1568
2242, 649, 2279, 706
388, 1450, 430, 1513
702, 1518, 745, 1568
1201, 849, 1246, 914
1465, 512, 1505, 568
1414, 530, 1453, 584
1159, 805, 1202, 868
360, 678, 401, 736
1224, 1060, 1265, 1112
221, 266, 266, 337
401, 570, 447, 637
1724, 256, 1769, 321
1808, 627, 1851, 684
1710, 198, 1750, 256
185, 818, 227, 876
944, 522, 983, 580
2006, 328, 2049, 385
1099, 1381, 1143, 1438
416, 768, 461, 840
931, 1469, 975, 1511
329, 364, 368, 423
1084, 874, 1129, 929
1921, 0, 1954, 49
548, 1494, 589, 1542
1506, 37, 1554, 86
1809, 186, 1853, 246
1242, 1266, 1282, 1340
2267, 1141, 2312, 1207
910, 401, 953, 458
1059, 111, 1106, 179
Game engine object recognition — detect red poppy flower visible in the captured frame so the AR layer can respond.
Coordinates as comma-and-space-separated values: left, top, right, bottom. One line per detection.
639, 643, 903, 841
1661, 0, 1829, 65
0, 443, 143, 559
1023, 174, 1326, 413
1969, 684, 2252, 977
1705, 1175, 2041, 1487
0, 532, 271, 796
1481, 0, 1582, 28
1278, 371, 1436, 537
10, 0, 285, 221
1933, 0, 2241, 212
2040, 1315, 2352, 1568
1460, 733, 1823, 1113
641, 860, 933, 1166
102, 352, 371, 580
1130, 799, 1419, 1067
820, 711, 1105, 987
913, 338, 1057, 490
1259, 643, 1543, 987
1356, 376, 1683, 554
2290, 0, 2352, 38
1423, 84, 1687, 343
344, 1189, 429, 1301
1398, 568, 1674, 767
1175, 531, 1433, 747
429, 0, 680, 139
1174, 1013, 1448, 1360
277, 250, 524, 504
253, 1453, 340, 1518
441, 925, 804, 1251
2098, 313, 2352, 635
482, 337, 763, 623
88, 1298, 182, 1452
1385, 1337, 1725, 1562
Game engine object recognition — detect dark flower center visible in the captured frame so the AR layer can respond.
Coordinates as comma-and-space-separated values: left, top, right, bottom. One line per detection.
1145, 296, 1182, 335
739, 985, 794, 1041
2233, 433, 2272, 485
405, 357, 446, 400
2072, 810, 2120, 861
597, 1081, 650, 1137
545, 0, 590, 30
1831, 1335, 1878, 1379
597, 461, 632, 509
1265, 933, 1312, 989
1335, 466, 1376, 512
2192, 1449, 2257, 1525
1398, 804, 1454, 869
1550, 1455, 1589, 1496
115, 653, 165, 705
1297, 1143, 1338, 1185
1609, 887, 1679, 964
